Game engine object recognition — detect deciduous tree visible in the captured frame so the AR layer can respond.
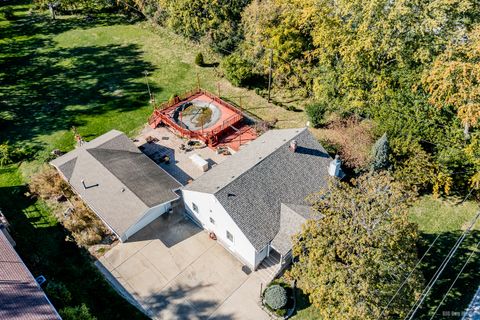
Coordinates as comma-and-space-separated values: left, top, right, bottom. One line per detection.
422, 25, 480, 137
290, 172, 423, 320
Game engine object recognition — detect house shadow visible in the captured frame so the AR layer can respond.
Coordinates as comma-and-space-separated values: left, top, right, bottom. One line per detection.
139, 142, 193, 185
295, 146, 329, 158
126, 208, 201, 248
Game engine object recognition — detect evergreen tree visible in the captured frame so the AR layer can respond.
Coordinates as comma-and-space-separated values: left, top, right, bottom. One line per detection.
371, 133, 389, 171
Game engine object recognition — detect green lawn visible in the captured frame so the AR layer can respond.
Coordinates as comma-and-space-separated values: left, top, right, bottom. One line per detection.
1, 2, 479, 320
409, 196, 480, 319
0, 1, 292, 317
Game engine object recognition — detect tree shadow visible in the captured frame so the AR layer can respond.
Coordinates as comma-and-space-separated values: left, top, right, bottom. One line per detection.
0, 4, 158, 153
145, 283, 234, 320
415, 230, 480, 319
1, 4, 129, 42
0, 182, 148, 319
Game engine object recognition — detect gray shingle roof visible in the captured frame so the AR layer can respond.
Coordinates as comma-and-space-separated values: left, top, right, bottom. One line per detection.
270, 204, 310, 255
50, 130, 181, 237
186, 128, 332, 250
87, 148, 180, 207
0, 231, 60, 320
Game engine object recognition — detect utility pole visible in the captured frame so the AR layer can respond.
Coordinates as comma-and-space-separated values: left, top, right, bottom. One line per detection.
217, 82, 221, 97
48, 3, 56, 20
196, 73, 200, 91
144, 70, 155, 106
267, 48, 273, 102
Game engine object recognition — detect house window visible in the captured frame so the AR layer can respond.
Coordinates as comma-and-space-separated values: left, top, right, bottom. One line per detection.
209, 217, 215, 224
192, 202, 199, 213
226, 230, 233, 242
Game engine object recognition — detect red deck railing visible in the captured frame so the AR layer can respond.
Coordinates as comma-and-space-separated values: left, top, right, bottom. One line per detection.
148, 88, 244, 146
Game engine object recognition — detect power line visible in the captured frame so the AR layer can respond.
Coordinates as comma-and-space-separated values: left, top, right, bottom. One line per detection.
404, 210, 480, 320
377, 234, 442, 319
428, 239, 480, 319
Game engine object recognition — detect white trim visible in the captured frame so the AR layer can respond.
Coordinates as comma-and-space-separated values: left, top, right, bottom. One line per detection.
125, 197, 180, 230
53, 167, 123, 240
51, 163, 180, 242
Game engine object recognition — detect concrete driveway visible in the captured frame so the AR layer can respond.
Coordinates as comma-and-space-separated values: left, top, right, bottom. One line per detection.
97, 212, 271, 320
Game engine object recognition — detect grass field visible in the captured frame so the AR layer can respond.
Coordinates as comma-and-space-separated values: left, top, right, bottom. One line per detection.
1, 1, 479, 319
0, 2, 306, 161
409, 196, 480, 319
0, 1, 300, 317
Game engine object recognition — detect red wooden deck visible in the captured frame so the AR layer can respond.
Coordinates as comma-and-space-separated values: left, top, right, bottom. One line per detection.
148, 88, 256, 149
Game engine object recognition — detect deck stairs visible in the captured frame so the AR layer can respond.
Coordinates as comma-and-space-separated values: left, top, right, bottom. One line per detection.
255, 252, 281, 284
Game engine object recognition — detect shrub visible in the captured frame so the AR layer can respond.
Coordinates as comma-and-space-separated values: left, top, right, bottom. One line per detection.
45, 281, 72, 308
63, 198, 110, 246
221, 53, 259, 87
322, 116, 375, 168
29, 167, 70, 200
2, 7, 15, 20
29, 168, 110, 247
60, 304, 97, 320
392, 139, 436, 193
305, 102, 329, 128
264, 284, 287, 310
195, 52, 205, 66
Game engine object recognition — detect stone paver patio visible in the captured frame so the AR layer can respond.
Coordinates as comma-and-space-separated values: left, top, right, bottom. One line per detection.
135, 126, 229, 185
97, 212, 271, 320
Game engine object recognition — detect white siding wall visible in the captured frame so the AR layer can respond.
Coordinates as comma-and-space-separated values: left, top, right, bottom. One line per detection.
182, 190, 258, 268
255, 244, 269, 267
122, 201, 173, 241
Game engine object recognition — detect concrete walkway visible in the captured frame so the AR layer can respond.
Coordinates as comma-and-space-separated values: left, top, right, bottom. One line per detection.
98, 212, 271, 320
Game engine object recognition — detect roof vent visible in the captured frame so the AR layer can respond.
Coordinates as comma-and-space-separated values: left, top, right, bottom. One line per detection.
289, 140, 298, 152
328, 155, 342, 178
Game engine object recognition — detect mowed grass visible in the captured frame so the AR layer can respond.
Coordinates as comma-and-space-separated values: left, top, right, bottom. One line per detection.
0, 2, 301, 318
409, 196, 480, 319
0, 3, 306, 161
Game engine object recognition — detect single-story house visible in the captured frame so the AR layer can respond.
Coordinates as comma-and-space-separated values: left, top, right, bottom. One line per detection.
50, 130, 182, 242
0, 225, 60, 319
182, 128, 342, 270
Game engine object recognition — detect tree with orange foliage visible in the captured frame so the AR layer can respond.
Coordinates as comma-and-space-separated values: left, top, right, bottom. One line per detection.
422, 25, 480, 138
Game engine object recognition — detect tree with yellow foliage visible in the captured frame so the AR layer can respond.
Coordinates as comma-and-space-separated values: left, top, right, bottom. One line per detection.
290, 172, 423, 319
423, 25, 480, 138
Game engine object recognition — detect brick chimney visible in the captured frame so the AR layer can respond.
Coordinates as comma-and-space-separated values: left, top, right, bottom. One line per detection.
289, 140, 298, 152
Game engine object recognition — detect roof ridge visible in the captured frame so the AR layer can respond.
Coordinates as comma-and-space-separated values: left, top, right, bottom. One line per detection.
213, 128, 307, 195
82, 149, 152, 208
